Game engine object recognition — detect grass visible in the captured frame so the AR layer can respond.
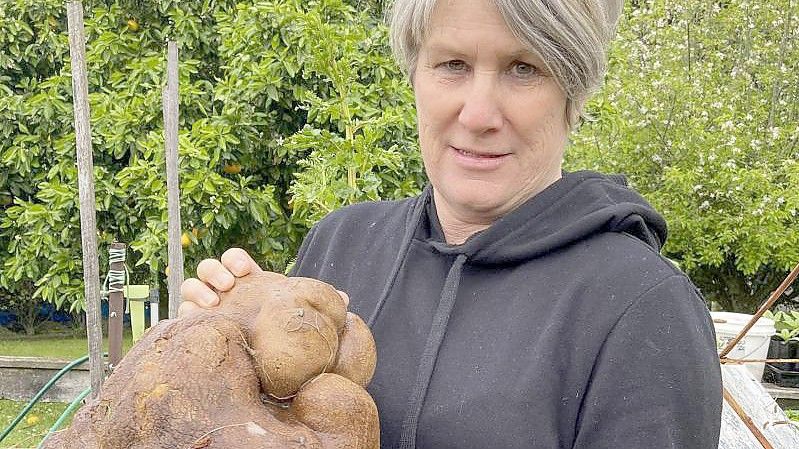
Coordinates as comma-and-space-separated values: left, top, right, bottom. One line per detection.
0, 328, 133, 448
0, 399, 72, 449
0, 332, 134, 360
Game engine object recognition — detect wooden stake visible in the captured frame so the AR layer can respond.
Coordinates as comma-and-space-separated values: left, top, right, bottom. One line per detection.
723, 387, 774, 449
719, 262, 799, 359
66, 0, 104, 396
163, 41, 184, 319
107, 242, 126, 368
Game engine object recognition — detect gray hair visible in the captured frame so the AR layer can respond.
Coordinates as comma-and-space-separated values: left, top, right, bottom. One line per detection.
389, 0, 624, 127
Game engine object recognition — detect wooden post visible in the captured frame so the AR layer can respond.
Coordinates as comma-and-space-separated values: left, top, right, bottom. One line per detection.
163, 41, 184, 319
66, 0, 104, 396
107, 243, 126, 368
149, 269, 160, 325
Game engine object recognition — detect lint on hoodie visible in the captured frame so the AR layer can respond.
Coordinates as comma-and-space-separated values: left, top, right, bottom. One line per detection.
290, 170, 723, 449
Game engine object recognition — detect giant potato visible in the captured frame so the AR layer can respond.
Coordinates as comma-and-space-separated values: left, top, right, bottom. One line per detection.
41, 272, 379, 449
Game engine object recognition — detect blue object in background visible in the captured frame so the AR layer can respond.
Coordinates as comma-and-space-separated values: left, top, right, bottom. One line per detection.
0, 311, 14, 326
0, 301, 77, 329
39, 302, 72, 323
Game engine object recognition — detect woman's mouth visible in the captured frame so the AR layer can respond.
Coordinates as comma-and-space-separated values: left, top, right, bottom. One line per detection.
450, 145, 510, 169
454, 147, 506, 158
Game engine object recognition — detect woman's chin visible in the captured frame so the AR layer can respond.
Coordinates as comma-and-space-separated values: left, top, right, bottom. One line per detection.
436, 185, 514, 220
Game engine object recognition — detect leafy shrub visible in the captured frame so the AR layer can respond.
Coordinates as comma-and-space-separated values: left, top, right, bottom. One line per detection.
765, 310, 799, 342
0, 0, 421, 315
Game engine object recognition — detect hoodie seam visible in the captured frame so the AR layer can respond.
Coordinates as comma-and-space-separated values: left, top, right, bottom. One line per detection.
617, 232, 684, 278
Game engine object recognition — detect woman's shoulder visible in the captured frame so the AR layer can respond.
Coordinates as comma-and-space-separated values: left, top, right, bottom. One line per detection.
572, 231, 701, 305
290, 195, 424, 291
313, 195, 422, 236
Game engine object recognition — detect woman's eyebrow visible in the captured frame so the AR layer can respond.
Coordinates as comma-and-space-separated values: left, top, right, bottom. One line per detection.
422, 42, 471, 59
507, 48, 541, 61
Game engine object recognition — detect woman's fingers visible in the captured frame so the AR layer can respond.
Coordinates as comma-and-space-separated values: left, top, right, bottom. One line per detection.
196, 258, 235, 291
180, 277, 220, 308
220, 248, 263, 277
177, 298, 202, 317
178, 249, 261, 317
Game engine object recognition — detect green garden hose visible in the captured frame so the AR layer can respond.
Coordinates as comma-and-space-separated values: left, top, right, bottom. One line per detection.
36, 386, 92, 448
0, 354, 90, 443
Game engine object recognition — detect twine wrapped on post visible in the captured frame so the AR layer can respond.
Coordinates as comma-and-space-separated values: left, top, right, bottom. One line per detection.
106, 243, 126, 368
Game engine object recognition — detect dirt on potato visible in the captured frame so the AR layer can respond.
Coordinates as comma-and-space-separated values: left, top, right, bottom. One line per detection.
41, 272, 379, 449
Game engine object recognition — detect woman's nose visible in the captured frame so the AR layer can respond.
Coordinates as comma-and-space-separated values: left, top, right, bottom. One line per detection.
457, 75, 504, 134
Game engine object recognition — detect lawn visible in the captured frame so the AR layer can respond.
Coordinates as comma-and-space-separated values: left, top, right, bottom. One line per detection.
0, 333, 134, 360
0, 330, 133, 448
0, 399, 71, 449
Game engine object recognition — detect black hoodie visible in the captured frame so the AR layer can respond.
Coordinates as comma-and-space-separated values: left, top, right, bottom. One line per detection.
291, 171, 722, 449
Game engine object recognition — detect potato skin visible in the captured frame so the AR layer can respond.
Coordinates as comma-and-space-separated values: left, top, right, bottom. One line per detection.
332, 313, 377, 388
40, 273, 378, 449
292, 373, 380, 449
243, 277, 347, 399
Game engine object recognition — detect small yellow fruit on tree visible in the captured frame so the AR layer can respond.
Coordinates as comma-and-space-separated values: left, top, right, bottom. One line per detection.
181, 232, 191, 248
222, 163, 242, 174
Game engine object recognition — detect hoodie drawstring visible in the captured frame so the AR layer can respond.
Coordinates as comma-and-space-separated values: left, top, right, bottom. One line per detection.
366, 188, 431, 328
397, 253, 468, 449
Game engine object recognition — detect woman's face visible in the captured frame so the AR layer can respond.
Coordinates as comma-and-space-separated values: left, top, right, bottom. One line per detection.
414, 0, 570, 224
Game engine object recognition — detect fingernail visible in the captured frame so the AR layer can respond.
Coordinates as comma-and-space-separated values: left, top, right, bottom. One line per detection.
231, 260, 247, 275
214, 272, 234, 288
202, 291, 218, 307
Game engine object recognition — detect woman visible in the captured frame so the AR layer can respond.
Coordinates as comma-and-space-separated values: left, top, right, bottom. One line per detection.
181, 0, 722, 448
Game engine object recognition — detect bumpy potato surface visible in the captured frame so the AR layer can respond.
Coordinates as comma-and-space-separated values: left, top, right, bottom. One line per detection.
41, 272, 379, 449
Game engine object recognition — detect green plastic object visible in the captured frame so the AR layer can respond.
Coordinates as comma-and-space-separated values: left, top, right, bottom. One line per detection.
123, 284, 150, 342
37, 386, 92, 448
130, 300, 146, 342
123, 284, 149, 299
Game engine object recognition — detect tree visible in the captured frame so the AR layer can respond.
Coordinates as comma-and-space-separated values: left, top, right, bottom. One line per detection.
568, 0, 799, 311
0, 0, 421, 319
4, 0, 795, 318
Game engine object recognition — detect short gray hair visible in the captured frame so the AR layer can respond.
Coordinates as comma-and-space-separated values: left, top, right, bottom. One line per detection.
389, 0, 623, 127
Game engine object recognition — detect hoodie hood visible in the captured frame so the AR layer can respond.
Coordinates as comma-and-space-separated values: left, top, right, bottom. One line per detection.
425, 170, 667, 264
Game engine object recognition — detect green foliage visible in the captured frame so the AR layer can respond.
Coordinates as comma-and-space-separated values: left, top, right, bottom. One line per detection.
568, 0, 799, 311
3, 0, 796, 316
0, 0, 421, 315
765, 310, 799, 341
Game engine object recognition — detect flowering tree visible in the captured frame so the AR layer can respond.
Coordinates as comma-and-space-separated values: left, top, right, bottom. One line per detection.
1, 0, 796, 319
569, 0, 799, 311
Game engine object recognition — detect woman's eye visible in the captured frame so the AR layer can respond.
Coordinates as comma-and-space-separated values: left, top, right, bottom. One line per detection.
443, 60, 467, 72
511, 62, 537, 78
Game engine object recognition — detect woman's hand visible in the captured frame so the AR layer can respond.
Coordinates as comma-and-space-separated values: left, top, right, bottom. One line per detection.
179, 248, 349, 316
179, 248, 264, 316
